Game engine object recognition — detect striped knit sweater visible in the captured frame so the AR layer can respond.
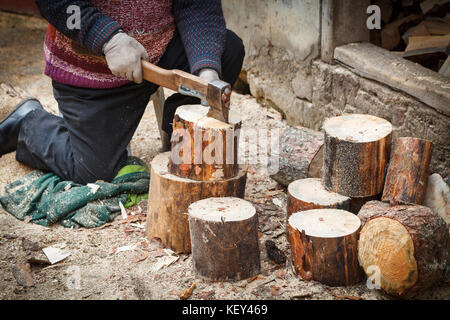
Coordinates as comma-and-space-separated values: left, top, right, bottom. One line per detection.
35, 0, 226, 89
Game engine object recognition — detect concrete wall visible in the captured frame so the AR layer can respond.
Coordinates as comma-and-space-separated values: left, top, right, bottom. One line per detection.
223, 0, 321, 126
223, 0, 321, 66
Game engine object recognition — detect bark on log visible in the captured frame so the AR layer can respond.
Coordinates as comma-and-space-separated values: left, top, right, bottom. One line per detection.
358, 200, 449, 297
287, 209, 363, 286
322, 114, 393, 197
382, 137, 433, 205
188, 197, 260, 281
146, 152, 247, 253
287, 178, 350, 218
169, 104, 241, 181
270, 126, 324, 187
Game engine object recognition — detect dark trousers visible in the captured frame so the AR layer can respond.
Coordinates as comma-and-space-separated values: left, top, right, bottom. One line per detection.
16, 30, 245, 184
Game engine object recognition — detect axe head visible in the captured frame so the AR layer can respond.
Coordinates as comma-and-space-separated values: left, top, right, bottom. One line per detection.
205, 80, 231, 123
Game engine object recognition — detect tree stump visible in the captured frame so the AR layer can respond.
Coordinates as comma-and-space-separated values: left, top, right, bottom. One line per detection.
188, 197, 260, 281
146, 152, 247, 253
287, 178, 350, 218
322, 114, 392, 197
382, 137, 433, 205
169, 104, 241, 181
287, 209, 363, 286
358, 201, 449, 297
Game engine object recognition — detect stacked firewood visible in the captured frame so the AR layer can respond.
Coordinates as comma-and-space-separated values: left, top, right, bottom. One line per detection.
371, 0, 450, 75
286, 114, 449, 297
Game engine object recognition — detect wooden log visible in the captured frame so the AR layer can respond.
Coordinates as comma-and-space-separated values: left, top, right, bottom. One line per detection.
322, 114, 393, 197
382, 137, 433, 205
403, 34, 450, 58
287, 178, 350, 218
357, 201, 449, 297
270, 126, 324, 187
169, 104, 241, 181
146, 152, 247, 253
287, 209, 363, 286
381, 14, 422, 50
188, 197, 260, 281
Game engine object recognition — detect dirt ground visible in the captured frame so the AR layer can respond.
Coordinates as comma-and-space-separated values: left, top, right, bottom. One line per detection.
0, 11, 448, 300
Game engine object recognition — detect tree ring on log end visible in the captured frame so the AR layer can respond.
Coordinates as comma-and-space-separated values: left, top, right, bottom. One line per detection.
358, 217, 418, 296
288, 209, 360, 238
323, 114, 392, 143
188, 197, 255, 222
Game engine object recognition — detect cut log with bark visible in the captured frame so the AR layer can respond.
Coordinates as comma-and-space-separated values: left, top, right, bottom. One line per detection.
358, 200, 449, 297
382, 137, 433, 205
322, 114, 393, 197
287, 178, 350, 218
188, 197, 260, 281
146, 152, 247, 253
169, 104, 241, 181
270, 126, 324, 187
287, 209, 363, 286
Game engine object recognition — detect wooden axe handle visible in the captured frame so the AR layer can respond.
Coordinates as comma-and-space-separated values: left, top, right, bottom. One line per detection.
141, 60, 208, 97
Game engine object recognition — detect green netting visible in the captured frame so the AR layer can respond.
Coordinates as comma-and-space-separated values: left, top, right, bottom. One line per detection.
0, 156, 150, 228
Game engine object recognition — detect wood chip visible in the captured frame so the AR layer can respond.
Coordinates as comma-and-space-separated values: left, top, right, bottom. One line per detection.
119, 201, 127, 219
132, 251, 149, 263
151, 255, 179, 272
270, 285, 281, 296
179, 282, 196, 300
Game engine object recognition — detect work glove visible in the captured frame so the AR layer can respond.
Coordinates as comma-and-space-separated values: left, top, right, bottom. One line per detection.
103, 31, 149, 84
198, 68, 220, 106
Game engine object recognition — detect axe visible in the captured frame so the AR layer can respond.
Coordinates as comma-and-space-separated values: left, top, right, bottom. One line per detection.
71, 41, 231, 123
141, 60, 231, 123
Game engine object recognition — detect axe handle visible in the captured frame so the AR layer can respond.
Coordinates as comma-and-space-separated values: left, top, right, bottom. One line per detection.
141, 60, 208, 97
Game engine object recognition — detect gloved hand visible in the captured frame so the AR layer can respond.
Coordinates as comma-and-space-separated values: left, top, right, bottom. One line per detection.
103, 31, 149, 84
198, 68, 220, 83
198, 68, 220, 106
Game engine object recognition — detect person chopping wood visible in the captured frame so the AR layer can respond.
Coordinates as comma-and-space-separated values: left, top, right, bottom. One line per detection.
0, 0, 244, 184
